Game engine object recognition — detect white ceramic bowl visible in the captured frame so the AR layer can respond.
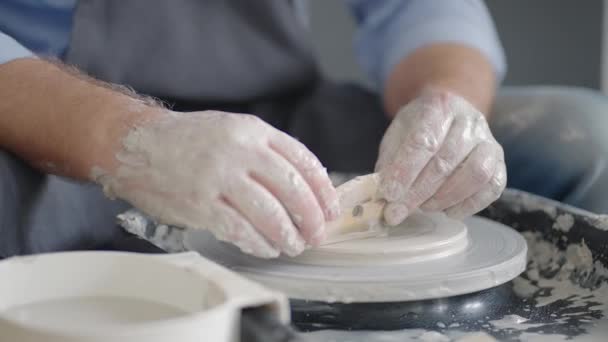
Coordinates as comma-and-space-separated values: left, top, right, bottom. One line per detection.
0, 251, 287, 342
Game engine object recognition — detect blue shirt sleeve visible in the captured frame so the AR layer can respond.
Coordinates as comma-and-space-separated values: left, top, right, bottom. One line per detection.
345, 0, 507, 91
0, 0, 76, 64
0, 31, 34, 64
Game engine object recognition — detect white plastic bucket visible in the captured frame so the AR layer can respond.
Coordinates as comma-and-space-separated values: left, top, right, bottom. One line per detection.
0, 251, 288, 342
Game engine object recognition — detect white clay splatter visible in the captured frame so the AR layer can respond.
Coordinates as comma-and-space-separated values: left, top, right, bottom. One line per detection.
488, 314, 544, 329
552, 214, 575, 232
418, 330, 450, 341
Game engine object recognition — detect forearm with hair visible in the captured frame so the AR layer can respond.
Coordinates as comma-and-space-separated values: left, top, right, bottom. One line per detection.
0, 57, 166, 180
383, 43, 497, 118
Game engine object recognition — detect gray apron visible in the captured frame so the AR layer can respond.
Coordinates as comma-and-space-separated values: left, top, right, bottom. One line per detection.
65, 0, 320, 103
62, 0, 387, 172
1, 0, 387, 257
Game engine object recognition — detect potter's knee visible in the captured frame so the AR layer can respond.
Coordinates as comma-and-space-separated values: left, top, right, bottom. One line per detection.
494, 86, 608, 124
492, 86, 608, 148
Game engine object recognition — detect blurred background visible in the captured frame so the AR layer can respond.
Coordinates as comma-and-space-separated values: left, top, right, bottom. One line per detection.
309, 0, 604, 91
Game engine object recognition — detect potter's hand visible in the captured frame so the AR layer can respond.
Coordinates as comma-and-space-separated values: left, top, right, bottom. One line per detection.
376, 89, 506, 225
97, 111, 339, 258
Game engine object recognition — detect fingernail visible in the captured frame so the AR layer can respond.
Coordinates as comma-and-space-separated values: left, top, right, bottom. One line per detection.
253, 246, 280, 259
385, 203, 409, 226
283, 235, 306, 257
277, 222, 307, 257
381, 180, 402, 202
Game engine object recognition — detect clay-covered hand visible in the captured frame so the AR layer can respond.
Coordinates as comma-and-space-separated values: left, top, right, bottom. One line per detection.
376, 89, 506, 225
95, 110, 339, 258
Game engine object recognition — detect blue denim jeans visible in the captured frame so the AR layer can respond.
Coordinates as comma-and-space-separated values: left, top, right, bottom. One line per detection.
491, 86, 608, 213
2, 85, 607, 256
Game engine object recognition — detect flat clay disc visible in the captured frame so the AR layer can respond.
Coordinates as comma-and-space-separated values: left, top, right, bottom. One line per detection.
287, 212, 468, 266
185, 215, 527, 303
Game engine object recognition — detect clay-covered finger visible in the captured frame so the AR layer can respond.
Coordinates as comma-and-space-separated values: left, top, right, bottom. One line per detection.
377, 96, 453, 203
399, 114, 480, 212
251, 148, 326, 246
223, 177, 306, 256
375, 116, 406, 172
213, 199, 280, 258
444, 161, 507, 219
269, 132, 340, 221
421, 141, 500, 212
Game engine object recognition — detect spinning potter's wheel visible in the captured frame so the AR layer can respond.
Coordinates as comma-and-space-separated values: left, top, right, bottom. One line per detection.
186, 212, 527, 302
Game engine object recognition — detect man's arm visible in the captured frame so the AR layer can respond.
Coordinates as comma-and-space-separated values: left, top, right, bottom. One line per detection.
346, 0, 508, 224
0, 57, 162, 179
345, 0, 505, 115
0, 57, 339, 257
383, 43, 496, 116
